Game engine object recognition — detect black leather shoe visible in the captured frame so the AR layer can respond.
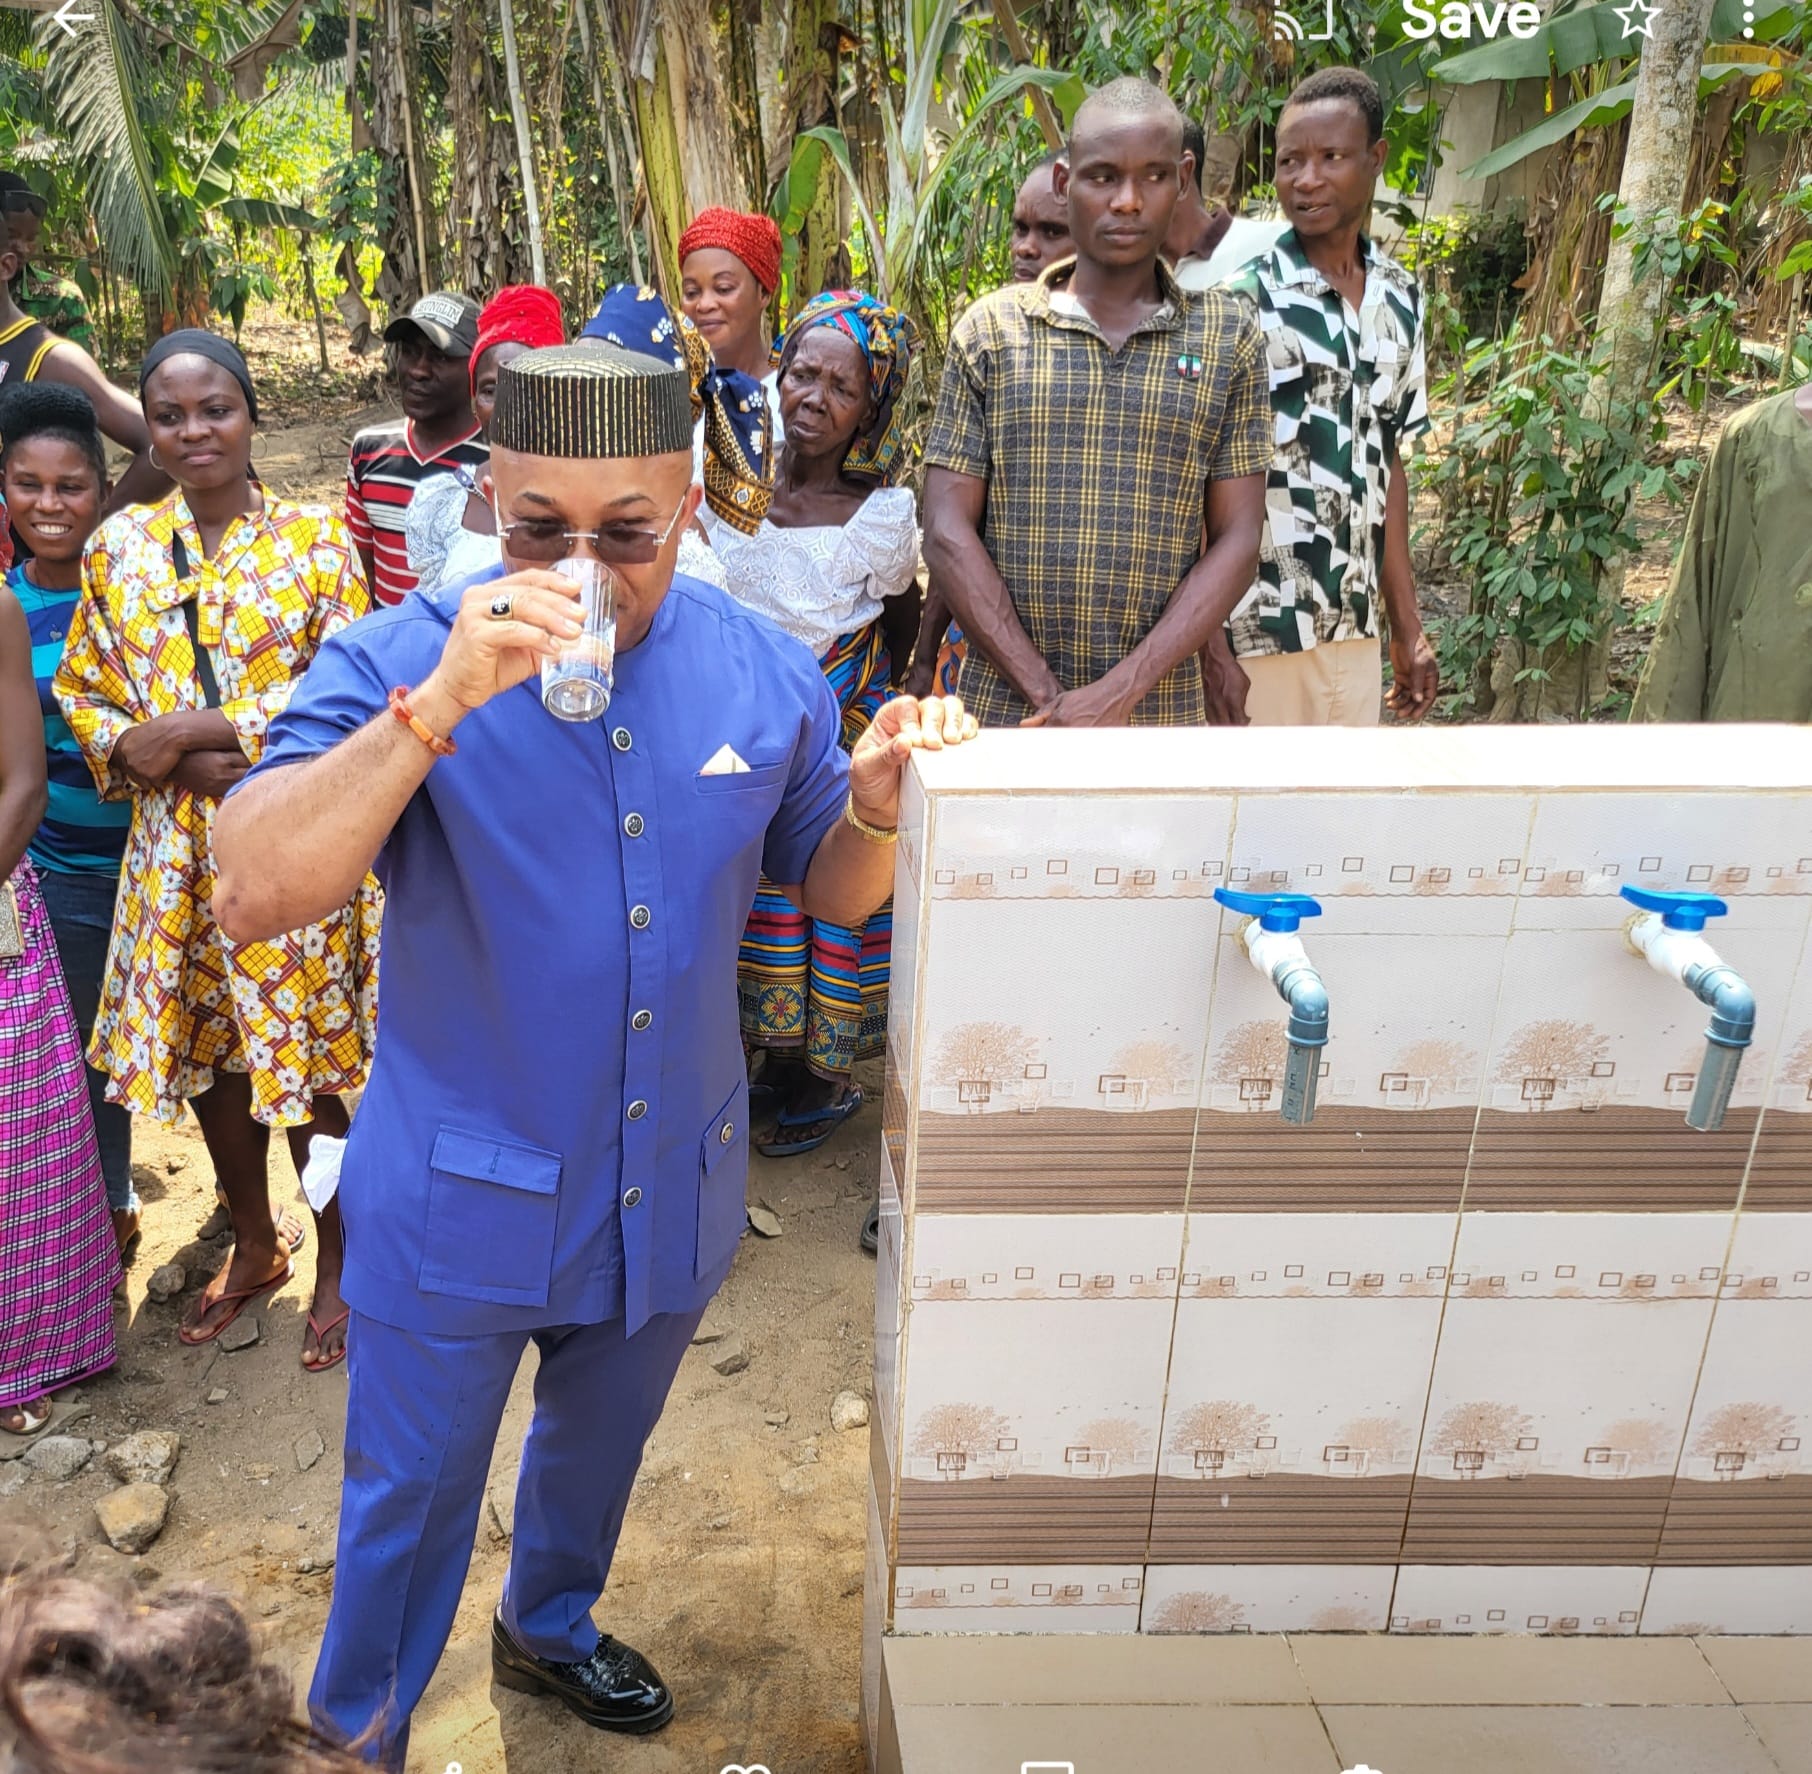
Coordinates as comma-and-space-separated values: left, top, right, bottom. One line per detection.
490, 1612, 674, 1734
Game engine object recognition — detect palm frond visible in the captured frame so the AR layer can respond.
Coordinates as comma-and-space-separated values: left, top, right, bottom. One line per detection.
37, 0, 178, 299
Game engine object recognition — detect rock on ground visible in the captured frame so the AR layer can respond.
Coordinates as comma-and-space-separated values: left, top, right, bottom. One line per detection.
23, 1435, 93, 1482
709, 1335, 750, 1376
294, 1429, 326, 1472
144, 1263, 186, 1302
830, 1390, 869, 1433
104, 1430, 180, 1487
95, 1483, 170, 1554
218, 1314, 261, 1353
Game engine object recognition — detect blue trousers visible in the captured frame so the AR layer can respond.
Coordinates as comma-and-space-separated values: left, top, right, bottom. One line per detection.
308, 1305, 704, 1765
37, 864, 134, 1213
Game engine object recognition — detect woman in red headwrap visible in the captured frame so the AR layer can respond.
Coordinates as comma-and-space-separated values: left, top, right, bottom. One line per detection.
678, 207, 781, 381
405, 284, 564, 592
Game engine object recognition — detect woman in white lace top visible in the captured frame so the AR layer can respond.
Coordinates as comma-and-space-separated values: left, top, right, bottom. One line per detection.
699, 291, 921, 1204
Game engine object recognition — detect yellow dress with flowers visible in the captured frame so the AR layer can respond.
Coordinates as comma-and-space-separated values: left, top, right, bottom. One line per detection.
54, 493, 381, 1128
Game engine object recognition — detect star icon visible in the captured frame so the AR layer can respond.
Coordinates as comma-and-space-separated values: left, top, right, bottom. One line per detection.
1615, 0, 1660, 37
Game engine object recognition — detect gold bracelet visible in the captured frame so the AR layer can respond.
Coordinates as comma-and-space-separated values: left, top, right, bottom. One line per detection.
843, 792, 899, 845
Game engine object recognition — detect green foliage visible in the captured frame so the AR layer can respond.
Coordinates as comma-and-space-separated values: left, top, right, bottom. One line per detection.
1420, 328, 1692, 713
1612, 196, 1750, 410
1401, 207, 1529, 366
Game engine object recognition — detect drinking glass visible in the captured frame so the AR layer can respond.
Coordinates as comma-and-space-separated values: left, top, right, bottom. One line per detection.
540, 557, 618, 722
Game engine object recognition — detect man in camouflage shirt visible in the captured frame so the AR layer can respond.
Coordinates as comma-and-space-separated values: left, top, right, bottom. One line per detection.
1221, 68, 1438, 726
2, 172, 96, 348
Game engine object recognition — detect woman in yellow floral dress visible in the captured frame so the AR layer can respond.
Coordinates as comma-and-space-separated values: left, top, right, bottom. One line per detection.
55, 331, 378, 1371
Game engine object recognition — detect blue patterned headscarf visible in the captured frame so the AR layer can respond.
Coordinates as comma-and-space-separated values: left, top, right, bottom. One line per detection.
775, 289, 918, 488
581, 283, 772, 534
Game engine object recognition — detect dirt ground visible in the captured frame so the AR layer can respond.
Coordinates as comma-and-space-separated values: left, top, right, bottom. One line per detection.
3, 1083, 886, 1774
6, 316, 885, 1771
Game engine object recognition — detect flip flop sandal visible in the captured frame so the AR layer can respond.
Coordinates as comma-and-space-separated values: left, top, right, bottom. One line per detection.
0, 1397, 52, 1438
177, 1264, 292, 1347
755, 1086, 865, 1158
198, 1199, 307, 1256
302, 1307, 351, 1374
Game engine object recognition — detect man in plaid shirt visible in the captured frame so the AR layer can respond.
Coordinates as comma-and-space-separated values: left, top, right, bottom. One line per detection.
922, 77, 1269, 728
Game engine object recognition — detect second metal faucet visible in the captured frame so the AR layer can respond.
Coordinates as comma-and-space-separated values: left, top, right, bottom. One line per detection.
1214, 889, 1329, 1125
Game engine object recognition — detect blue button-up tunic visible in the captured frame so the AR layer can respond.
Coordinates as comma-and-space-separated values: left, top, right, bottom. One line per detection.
246, 568, 850, 1337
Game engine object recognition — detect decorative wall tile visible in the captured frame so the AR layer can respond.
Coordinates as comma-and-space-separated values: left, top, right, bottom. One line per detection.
1657, 1296, 1812, 1565
927, 793, 1234, 904
1642, 1566, 1812, 1635
915, 896, 1218, 1213
908, 1212, 1187, 1303
1465, 915, 1798, 1211
1444, 1212, 1732, 1303
1152, 1292, 1443, 1563
893, 1564, 1144, 1634
895, 1296, 1174, 1565
1721, 1213, 1812, 1299
1192, 927, 1505, 1213
1176, 1212, 1459, 1301
1407, 1298, 1716, 1565
873, 1139, 907, 1527
1390, 1565, 1650, 1635
1749, 932, 1812, 1211
863, 1472, 889, 1751
1519, 793, 1812, 905
1224, 790, 1534, 921
1141, 1563, 1394, 1633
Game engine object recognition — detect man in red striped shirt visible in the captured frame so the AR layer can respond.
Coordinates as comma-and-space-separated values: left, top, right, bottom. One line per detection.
346, 292, 487, 607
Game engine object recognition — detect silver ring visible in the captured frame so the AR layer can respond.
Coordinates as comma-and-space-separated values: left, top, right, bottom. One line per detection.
487, 593, 515, 621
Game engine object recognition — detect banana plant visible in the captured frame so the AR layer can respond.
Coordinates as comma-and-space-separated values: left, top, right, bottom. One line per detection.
776, 0, 1071, 307
1432, 0, 1802, 178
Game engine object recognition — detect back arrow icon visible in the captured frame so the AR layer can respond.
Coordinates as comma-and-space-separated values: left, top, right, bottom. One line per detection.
52, 0, 94, 35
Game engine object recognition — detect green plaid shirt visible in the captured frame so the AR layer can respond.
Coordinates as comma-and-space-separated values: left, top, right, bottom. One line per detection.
14, 264, 94, 349
925, 258, 1270, 727
1223, 229, 1429, 655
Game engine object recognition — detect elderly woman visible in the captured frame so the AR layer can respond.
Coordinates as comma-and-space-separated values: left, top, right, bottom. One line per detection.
54, 330, 379, 1373
405, 284, 566, 593
697, 291, 920, 1190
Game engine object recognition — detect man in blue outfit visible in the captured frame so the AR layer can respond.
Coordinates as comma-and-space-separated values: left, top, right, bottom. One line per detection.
212, 339, 976, 1764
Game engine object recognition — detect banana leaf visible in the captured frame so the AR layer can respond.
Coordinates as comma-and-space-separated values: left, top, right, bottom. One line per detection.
1432, 0, 1797, 84
1460, 59, 1782, 178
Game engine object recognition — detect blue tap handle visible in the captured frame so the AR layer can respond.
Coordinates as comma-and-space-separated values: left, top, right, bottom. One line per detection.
1213, 887, 1325, 933
1619, 885, 1729, 932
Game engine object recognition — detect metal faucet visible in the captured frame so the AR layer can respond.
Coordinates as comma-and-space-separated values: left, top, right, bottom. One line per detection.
1619, 886, 1757, 1132
1214, 889, 1329, 1125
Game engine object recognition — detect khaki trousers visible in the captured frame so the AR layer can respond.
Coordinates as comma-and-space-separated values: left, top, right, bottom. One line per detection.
1238, 636, 1384, 727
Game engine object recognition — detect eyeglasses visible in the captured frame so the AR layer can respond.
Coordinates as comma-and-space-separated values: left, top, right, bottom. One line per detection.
497, 487, 691, 566
1, 191, 47, 219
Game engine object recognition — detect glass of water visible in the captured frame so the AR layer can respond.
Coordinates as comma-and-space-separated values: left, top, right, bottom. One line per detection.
540, 557, 618, 722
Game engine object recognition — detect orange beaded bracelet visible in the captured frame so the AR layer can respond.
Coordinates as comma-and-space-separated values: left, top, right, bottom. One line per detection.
388, 685, 457, 757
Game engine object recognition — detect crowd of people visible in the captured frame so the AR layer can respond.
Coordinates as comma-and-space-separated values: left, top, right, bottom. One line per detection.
0, 56, 1799, 1767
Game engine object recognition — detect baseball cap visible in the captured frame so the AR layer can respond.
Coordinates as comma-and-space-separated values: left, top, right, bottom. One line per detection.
383, 291, 481, 356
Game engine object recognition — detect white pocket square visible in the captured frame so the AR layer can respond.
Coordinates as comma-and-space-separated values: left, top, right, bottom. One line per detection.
699, 743, 751, 776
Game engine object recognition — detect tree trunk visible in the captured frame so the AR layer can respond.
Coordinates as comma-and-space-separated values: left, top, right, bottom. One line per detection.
498, 0, 549, 285
1592, 0, 1717, 410
607, 0, 753, 297
447, 1, 528, 294
1489, 9, 1714, 722
369, 0, 439, 310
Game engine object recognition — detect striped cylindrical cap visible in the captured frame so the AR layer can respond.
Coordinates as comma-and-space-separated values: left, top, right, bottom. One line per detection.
491, 340, 693, 458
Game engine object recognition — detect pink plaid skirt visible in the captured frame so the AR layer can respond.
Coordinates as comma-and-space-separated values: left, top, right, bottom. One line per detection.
0, 858, 116, 1411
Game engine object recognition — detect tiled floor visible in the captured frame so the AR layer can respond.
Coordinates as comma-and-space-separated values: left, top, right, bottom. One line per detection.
875, 1634, 1812, 1773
